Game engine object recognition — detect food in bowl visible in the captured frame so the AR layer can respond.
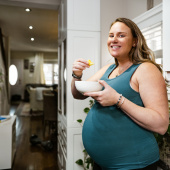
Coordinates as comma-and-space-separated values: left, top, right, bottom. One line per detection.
75, 81, 103, 93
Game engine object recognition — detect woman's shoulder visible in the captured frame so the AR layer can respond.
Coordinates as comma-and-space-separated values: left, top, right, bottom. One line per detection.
135, 62, 163, 81
137, 62, 160, 73
131, 62, 165, 93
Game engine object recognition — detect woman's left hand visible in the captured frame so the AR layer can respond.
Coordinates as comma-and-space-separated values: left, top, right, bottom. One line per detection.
84, 80, 120, 106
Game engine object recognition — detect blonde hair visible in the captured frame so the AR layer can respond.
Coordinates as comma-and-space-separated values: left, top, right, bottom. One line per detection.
110, 18, 162, 73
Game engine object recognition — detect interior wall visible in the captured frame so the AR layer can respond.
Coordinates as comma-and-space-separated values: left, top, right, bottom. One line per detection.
100, 0, 126, 67
154, 0, 162, 6
125, 0, 147, 19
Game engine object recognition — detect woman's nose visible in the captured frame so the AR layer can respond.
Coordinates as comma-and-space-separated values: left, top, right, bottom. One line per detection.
111, 36, 118, 42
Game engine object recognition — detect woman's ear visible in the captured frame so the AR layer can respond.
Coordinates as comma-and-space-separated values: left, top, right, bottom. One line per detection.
133, 38, 138, 47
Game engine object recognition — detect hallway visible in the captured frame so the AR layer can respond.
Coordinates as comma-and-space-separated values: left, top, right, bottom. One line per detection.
10, 102, 58, 170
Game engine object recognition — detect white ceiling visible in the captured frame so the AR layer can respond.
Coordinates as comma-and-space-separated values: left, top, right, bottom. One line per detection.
0, 0, 60, 52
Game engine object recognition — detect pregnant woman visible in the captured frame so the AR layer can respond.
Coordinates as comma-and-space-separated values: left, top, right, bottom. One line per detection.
71, 18, 169, 170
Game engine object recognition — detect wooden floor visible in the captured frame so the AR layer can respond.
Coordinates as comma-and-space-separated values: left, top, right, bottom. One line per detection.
10, 102, 58, 170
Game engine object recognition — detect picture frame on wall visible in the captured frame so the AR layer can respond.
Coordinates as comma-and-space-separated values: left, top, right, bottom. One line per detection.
30, 62, 35, 73
24, 59, 29, 69
147, 0, 153, 10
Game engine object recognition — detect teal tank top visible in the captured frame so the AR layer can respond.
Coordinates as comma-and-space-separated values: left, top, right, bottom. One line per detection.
82, 64, 159, 170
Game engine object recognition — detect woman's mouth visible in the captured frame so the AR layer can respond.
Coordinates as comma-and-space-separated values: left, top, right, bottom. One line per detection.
111, 45, 120, 49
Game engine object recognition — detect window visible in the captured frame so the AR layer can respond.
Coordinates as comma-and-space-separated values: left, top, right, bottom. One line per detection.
43, 63, 58, 85
142, 22, 162, 51
142, 22, 162, 64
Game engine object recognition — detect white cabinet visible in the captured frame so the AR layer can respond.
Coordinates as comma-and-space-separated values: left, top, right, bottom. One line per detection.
57, 121, 67, 170
0, 115, 16, 169
57, 0, 100, 170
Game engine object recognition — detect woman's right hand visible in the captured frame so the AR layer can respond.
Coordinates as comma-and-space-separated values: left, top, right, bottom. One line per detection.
72, 58, 90, 77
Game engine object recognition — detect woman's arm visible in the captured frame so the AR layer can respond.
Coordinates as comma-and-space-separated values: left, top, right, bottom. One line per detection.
71, 77, 87, 99
71, 58, 89, 99
120, 62, 169, 135
71, 58, 112, 99
84, 63, 169, 135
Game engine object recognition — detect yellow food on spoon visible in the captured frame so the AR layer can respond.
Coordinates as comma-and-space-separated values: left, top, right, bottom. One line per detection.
88, 60, 94, 66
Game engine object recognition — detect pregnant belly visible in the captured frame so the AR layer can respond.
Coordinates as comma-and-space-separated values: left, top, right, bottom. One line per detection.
82, 110, 133, 167
82, 107, 159, 168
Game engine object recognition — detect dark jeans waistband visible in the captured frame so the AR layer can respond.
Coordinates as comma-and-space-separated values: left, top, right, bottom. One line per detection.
93, 161, 158, 170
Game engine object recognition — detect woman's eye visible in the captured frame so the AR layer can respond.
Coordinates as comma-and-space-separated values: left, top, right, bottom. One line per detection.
119, 34, 125, 37
109, 35, 114, 38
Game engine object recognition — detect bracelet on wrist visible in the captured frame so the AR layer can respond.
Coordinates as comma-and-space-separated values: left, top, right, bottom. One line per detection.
117, 97, 125, 108
116, 94, 122, 106
72, 72, 82, 79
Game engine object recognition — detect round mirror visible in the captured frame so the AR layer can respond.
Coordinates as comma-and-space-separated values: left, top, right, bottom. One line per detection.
9, 65, 18, 85
64, 68, 67, 81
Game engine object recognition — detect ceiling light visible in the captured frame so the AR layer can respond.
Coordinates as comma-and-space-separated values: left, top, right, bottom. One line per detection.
29, 26, 33, 29
31, 38, 34, 41
25, 8, 31, 12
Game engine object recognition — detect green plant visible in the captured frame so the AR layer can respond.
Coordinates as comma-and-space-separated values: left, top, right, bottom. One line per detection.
154, 126, 170, 148
76, 100, 94, 170
154, 100, 170, 148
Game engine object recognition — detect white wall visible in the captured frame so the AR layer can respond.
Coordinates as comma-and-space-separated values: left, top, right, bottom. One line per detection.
125, 0, 147, 19
126, 0, 162, 18
154, 0, 162, 6
101, 0, 126, 67
11, 51, 35, 85
100, 0, 162, 67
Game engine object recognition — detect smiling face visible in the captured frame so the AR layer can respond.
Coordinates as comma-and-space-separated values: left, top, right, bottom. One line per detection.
107, 22, 136, 61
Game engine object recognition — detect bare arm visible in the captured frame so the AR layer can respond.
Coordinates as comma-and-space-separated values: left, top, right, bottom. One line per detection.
71, 58, 112, 99
71, 58, 89, 99
120, 63, 169, 135
71, 77, 88, 99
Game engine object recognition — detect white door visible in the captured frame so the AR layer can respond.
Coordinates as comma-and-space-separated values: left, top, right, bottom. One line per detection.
10, 59, 24, 100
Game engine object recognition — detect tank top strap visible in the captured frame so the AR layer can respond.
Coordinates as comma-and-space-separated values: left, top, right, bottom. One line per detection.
122, 63, 141, 82
105, 64, 117, 76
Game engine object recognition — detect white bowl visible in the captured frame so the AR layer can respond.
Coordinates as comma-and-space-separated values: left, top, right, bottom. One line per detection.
75, 81, 103, 93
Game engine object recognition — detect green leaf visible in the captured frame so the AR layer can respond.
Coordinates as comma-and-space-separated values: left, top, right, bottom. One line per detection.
75, 99, 95, 168
89, 100, 94, 108
86, 163, 90, 169
83, 149, 87, 153
85, 157, 93, 164
75, 159, 83, 166
84, 107, 90, 113
154, 133, 164, 148
77, 119, 82, 123
85, 157, 93, 169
